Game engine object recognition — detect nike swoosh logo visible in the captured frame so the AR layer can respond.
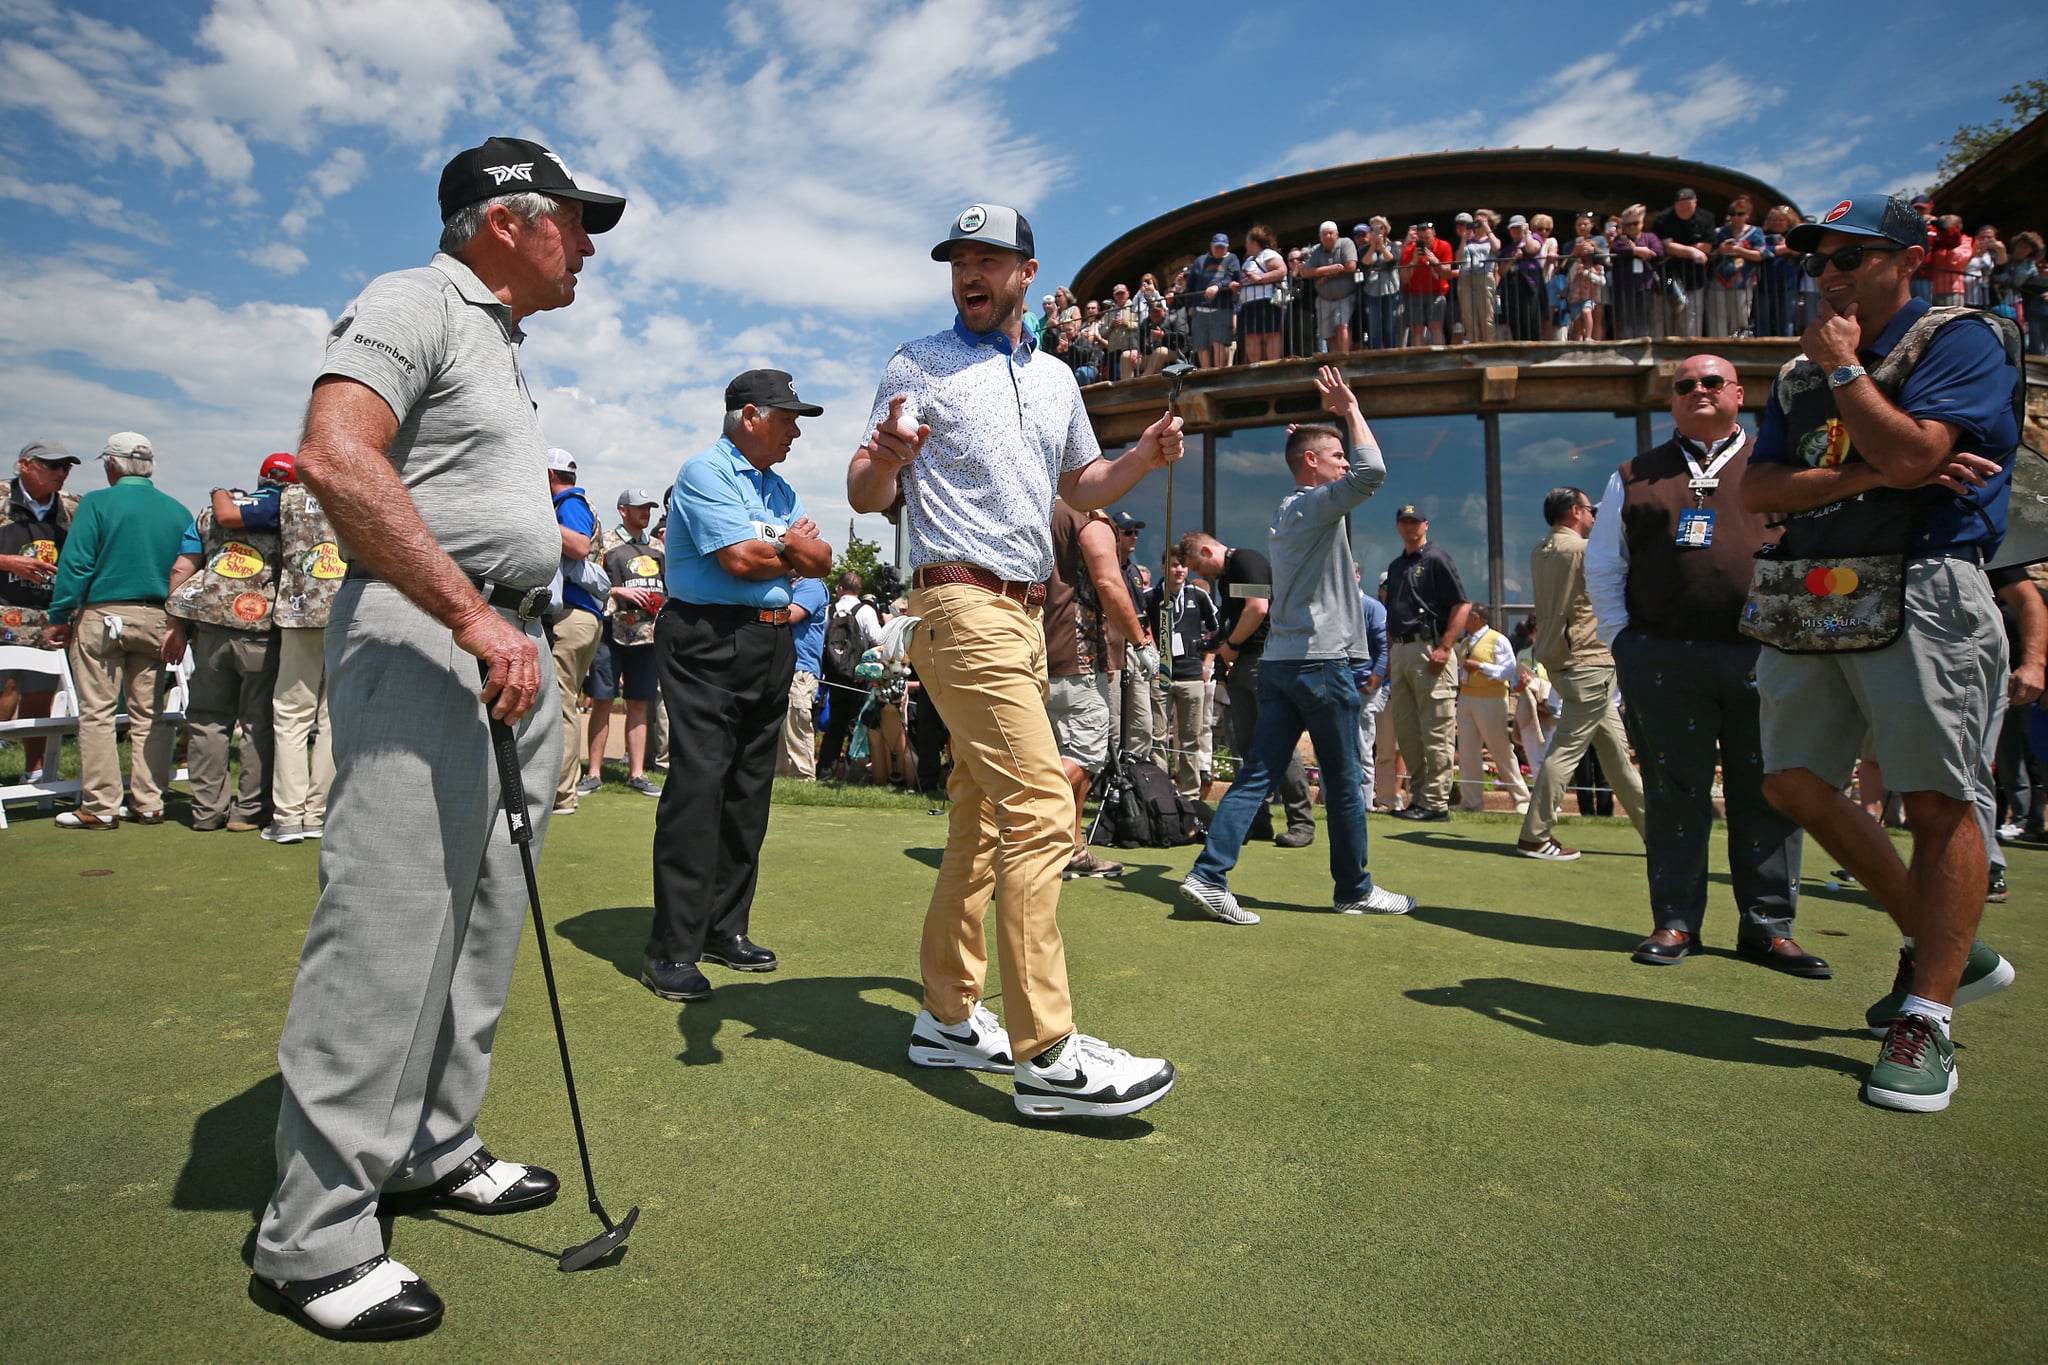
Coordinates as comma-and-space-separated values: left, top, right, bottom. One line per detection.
1034, 1068, 1093, 1091
938, 1026, 981, 1047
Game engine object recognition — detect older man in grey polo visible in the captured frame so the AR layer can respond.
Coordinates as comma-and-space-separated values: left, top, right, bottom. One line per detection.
251, 137, 624, 1343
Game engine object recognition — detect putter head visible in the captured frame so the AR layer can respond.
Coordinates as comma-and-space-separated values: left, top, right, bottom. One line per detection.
558, 1204, 638, 1272
1161, 360, 1196, 391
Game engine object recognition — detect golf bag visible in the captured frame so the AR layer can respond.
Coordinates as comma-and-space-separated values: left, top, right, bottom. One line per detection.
1096, 750, 1205, 849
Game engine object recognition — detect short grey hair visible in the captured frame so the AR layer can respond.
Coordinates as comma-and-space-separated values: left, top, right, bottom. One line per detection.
722, 409, 747, 438
104, 453, 154, 479
439, 192, 559, 255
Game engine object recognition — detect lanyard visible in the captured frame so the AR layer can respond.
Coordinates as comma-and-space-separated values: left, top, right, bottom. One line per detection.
1679, 429, 1745, 504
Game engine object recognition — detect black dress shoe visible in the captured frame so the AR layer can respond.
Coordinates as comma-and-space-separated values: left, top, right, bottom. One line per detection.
407, 1147, 559, 1215
641, 957, 713, 1000
701, 934, 779, 972
1735, 936, 1834, 978
1273, 828, 1316, 848
249, 1255, 444, 1341
1632, 928, 1698, 965
1394, 806, 1449, 823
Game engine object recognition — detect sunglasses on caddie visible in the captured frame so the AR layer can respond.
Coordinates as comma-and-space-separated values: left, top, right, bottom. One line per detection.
1672, 374, 1729, 395
1800, 242, 1899, 278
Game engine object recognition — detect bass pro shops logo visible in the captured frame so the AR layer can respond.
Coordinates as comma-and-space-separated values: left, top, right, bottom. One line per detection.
484, 163, 535, 186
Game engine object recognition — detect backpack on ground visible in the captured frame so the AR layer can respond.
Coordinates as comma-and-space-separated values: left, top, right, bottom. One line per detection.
1100, 753, 1205, 849
823, 604, 866, 681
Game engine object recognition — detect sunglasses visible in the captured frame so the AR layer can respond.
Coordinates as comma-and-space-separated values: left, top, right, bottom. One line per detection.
1800, 243, 1899, 277
1672, 374, 1729, 395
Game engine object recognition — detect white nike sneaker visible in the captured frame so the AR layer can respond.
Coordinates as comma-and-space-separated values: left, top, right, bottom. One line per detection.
1014, 1032, 1175, 1119
1336, 884, 1415, 915
1178, 875, 1260, 925
907, 1003, 1014, 1073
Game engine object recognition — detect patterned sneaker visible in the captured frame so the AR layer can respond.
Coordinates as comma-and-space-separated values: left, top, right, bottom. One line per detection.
1014, 1032, 1175, 1119
1865, 1013, 1958, 1113
1865, 940, 2016, 1038
1337, 885, 1416, 915
907, 1003, 1014, 1073
1987, 868, 2009, 903
1516, 837, 1579, 861
1178, 875, 1260, 925
1063, 850, 1124, 879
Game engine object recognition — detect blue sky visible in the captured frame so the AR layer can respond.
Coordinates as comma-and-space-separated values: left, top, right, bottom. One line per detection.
3, 0, 2042, 546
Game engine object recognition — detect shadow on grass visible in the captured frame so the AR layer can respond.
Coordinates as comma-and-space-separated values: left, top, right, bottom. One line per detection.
556, 907, 1151, 1137
1407, 977, 1867, 1075
1385, 829, 1637, 859
1410, 904, 1643, 953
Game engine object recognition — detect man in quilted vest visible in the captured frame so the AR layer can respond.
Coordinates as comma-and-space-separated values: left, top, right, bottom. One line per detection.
1744, 193, 2021, 1113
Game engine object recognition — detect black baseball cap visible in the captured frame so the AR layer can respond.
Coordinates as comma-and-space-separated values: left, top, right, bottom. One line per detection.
931, 203, 1035, 261
1109, 511, 1146, 531
1786, 195, 1926, 253
1395, 503, 1426, 521
438, 137, 627, 234
725, 369, 823, 416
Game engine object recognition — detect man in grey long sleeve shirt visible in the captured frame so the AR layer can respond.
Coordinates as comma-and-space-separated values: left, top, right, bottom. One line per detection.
1181, 366, 1417, 922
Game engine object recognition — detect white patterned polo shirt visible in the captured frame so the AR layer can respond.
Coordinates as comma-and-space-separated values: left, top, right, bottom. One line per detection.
868, 317, 1101, 584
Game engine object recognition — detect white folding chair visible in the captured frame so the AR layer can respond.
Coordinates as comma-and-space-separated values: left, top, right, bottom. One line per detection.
0, 644, 78, 828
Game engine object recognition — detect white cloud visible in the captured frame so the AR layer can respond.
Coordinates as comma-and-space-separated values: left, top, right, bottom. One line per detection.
1621, 0, 1710, 47
1271, 51, 1781, 173
0, 173, 159, 238
246, 241, 309, 274
541, 0, 1076, 317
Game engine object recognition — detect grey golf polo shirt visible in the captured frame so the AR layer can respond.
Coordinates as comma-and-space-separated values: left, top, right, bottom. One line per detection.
870, 320, 1100, 585
320, 252, 558, 590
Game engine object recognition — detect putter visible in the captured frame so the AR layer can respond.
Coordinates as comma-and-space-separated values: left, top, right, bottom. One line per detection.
1158, 359, 1198, 642
480, 664, 639, 1272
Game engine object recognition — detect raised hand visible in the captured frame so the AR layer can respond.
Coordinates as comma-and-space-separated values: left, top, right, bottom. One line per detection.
867, 394, 928, 465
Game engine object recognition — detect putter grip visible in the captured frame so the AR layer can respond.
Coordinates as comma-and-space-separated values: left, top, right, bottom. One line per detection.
478, 659, 535, 846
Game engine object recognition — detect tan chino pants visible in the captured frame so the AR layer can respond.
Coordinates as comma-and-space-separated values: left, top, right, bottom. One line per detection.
66, 603, 176, 819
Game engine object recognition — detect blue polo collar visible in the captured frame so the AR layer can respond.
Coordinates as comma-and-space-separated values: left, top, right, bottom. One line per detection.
952, 315, 1033, 355
716, 435, 770, 490
1863, 296, 1929, 361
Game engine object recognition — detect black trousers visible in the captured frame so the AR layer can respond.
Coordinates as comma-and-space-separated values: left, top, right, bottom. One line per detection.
908, 689, 950, 794
647, 602, 794, 963
1225, 650, 1314, 837
817, 672, 863, 775
1612, 629, 1802, 939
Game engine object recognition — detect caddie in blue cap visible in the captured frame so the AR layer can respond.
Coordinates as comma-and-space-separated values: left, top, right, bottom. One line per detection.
1746, 188, 2023, 1117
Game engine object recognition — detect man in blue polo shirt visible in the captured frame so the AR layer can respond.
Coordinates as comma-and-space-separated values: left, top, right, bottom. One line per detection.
641, 370, 834, 1003
1744, 193, 2021, 1114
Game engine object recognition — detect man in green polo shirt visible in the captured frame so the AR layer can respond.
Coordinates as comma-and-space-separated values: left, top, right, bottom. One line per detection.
42, 432, 192, 829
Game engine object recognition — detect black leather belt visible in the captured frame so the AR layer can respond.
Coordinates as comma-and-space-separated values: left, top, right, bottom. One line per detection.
344, 565, 552, 623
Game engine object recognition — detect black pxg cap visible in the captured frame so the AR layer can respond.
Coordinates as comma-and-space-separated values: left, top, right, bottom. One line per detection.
1786, 195, 1926, 254
438, 137, 627, 234
726, 369, 823, 417
931, 203, 1035, 261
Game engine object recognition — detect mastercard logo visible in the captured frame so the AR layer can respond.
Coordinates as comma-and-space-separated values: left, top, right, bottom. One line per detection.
1805, 565, 1861, 596
1823, 200, 1853, 223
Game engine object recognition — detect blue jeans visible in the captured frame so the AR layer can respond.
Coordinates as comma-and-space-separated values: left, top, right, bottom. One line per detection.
1364, 292, 1401, 349
1191, 658, 1372, 901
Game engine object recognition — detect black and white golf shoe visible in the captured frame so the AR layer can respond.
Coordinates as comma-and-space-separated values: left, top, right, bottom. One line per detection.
907, 1003, 1014, 1073
1013, 1032, 1175, 1119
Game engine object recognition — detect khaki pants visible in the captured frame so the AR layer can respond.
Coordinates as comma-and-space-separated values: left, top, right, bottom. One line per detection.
551, 609, 604, 811
1705, 285, 1754, 338
905, 583, 1074, 1062
1457, 271, 1497, 342
1519, 663, 1646, 842
1388, 639, 1459, 812
186, 622, 280, 827
779, 669, 818, 778
273, 625, 333, 825
1455, 691, 1531, 811
867, 695, 907, 784
1373, 690, 1401, 809
1162, 677, 1207, 797
66, 603, 176, 820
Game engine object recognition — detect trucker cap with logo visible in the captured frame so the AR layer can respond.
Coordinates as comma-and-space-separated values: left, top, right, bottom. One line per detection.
931, 203, 1036, 261
1785, 194, 1925, 254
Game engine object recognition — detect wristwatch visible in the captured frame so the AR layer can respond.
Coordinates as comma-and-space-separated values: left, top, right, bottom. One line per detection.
1828, 364, 1867, 389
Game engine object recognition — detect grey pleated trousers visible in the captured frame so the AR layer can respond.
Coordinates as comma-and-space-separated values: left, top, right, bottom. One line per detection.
254, 582, 560, 1281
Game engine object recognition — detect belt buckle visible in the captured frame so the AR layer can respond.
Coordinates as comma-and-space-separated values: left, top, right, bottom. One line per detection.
515, 585, 550, 623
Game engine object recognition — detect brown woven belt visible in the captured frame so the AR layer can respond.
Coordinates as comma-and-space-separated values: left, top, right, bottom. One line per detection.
913, 562, 1046, 606
755, 607, 792, 625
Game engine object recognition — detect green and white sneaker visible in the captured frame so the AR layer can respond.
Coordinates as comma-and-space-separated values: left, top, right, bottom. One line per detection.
1865, 1013, 1958, 1113
1865, 940, 2016, 1037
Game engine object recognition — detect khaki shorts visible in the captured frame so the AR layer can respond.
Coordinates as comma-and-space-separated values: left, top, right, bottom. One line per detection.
1315, 296, 1353, 339
1757, 556, 2004, 801
1047, 672, 1112, 771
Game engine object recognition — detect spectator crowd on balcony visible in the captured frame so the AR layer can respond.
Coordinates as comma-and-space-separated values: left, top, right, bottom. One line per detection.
1029, 190, 2048, 381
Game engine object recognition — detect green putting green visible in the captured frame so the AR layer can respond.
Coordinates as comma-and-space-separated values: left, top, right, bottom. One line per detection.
4, 789, 2043, 1361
